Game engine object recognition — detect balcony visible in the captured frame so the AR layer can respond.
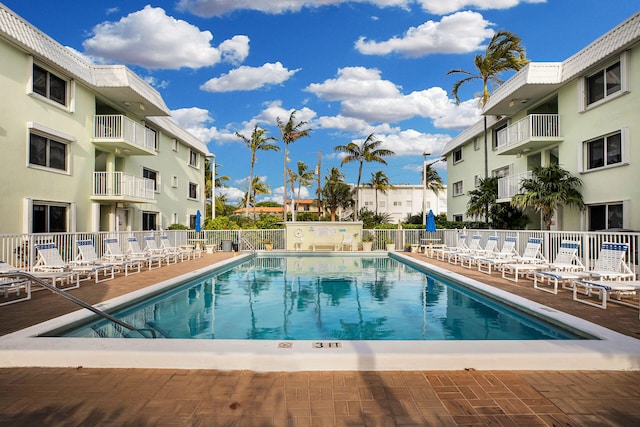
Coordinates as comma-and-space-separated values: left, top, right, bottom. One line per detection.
495, 114, 562, 155
497, 171, 532, 201
92, 115, 157, 155
91, 172, 156, 203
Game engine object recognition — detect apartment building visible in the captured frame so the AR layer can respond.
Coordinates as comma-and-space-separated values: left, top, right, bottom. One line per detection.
442, 11, 640, 231
0, 4, 211, 234
355, 184, 447, 223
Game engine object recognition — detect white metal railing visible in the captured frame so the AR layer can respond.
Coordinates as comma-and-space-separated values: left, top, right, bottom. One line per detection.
496, 114, 560, 151
497, 171, 533, 199
93, 172, 155, 200
94, 115, 157, 151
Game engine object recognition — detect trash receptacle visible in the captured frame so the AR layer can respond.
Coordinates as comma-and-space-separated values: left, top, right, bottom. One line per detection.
221, 240, 233, 252
232, 242, 239, 252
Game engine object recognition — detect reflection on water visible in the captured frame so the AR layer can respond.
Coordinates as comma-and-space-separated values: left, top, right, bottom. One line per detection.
60, 255, 584, 340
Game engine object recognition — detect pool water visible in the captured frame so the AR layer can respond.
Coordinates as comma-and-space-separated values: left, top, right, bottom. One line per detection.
58, 254, 586, 340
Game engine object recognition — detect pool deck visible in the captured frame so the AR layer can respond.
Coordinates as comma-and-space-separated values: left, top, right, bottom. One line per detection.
1, 251, 639, 426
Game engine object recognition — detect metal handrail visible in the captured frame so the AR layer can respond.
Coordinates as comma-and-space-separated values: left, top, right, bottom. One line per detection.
0, 272, 156, 338
239, 237, 256, 253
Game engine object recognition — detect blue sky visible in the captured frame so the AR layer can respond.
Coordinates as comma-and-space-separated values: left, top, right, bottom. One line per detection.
5, 0, 638, 205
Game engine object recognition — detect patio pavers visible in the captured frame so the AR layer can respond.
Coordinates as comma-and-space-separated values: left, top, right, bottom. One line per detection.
1, 251, 639, 426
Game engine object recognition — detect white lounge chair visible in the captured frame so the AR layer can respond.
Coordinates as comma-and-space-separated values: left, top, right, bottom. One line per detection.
71, 239, 115, 283
144, 236, 178, 265
476, 236, 519, 274
447, 234, 482, 265
501, 237, 548, 283
459, 235, 499, 269
573, 279, 640, 313
341, 234, 355, 251
160, 235, 193, 261
432, 233, 468, 261
0, 261, 31, 306
102, 238, 142, 276
32, 243, 81, 289
127, 237, 163, 270
533, 241, 585, 294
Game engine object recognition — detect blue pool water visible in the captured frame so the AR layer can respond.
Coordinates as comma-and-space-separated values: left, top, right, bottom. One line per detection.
57, 254, 586, 340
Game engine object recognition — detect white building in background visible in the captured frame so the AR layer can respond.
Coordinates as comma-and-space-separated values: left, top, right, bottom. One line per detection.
353, 185, 447, 223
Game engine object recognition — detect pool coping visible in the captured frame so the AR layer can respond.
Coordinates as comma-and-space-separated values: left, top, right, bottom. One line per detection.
1, 251, 639, 371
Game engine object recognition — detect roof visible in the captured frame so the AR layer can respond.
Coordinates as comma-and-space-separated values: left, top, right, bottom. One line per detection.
234, 207, 284, 214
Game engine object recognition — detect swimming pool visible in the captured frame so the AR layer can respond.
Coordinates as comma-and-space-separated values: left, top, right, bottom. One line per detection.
1, 252, 638, 371
56, 254, 585, 341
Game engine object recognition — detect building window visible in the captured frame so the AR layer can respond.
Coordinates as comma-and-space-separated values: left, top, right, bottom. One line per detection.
171, 176, 178, 188
474, 174, 481, 188
29, 133, 67, 171
473, 137, 480, 151
189, 182, 198, 199
453, 214, 463, 222
364, 201, 373, 207
452, 148, 463, 164
588, 203, 623, 231
586, 131, 622, 170
142, 212, 158, 231
145, 126, 158, 151
189, 149, 199, 168
452, 181, 464, 196
33, 64, 66, 106
587, 61, 621, 105
393, 201, 402, 207
142, 167, 158, 191
189, 214, 197, 230
172, 138, 179, 152
32, 203, 67, 233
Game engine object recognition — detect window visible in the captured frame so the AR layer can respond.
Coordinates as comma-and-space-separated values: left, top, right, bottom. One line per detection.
172, 138, 179, 152
189, 149, 199, 168
33, 64, 66, 105
142, 212, 158, 231
587, 61, 621, 105
393, 201, 402, 207
188, 182, 198, 199
29, 133, 67, 171
145, 126, 158, 151
452, 181, 463, 196
473, 137, 480, 151
453, 214, 463, 222
142, 167, 158, 191
493, 124, 507, 149
453, 148, 463, 163
364, 201, 373, 207
492, 165, 511, 179
589, 203, 623, 231
586, 131, 622, 170
32, 203, 67, 233
474, 174, 481, 188
378, 201, 386, 207
171, 176, 178, 188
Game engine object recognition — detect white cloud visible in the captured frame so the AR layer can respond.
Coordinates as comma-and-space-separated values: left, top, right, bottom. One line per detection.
82, 5, 248, 69
306, 67, 401, 100
171, 107, 240, 143
355, 11, 494, 57
200, 62, 300, 92
254, 101, 318, 127
376, 129, 451, 156
417, 0, 546, 15
143, 75, 169, 89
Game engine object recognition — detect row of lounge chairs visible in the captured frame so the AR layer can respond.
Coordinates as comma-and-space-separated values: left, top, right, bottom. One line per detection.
0, 236, 202, 306
428, 235, 639, 317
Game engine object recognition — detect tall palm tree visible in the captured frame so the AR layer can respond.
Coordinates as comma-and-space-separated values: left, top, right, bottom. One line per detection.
447, 30, 528, 179
277, 110, 312, 221
466, 177, 499, 222
243, 176, 271, 219
322, 167, 353, 221
293, 161, 315, 219
422, 161, 445, 194
235, 124, 279, 217
368, 170, 392, 214
511, 164, 584, 230
334, 133, 394, 219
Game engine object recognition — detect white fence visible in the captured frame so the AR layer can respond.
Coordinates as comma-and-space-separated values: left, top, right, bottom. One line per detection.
1, 228, 637, 272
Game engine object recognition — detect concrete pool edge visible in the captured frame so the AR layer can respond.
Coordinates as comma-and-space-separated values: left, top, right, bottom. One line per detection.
0, 251, 639, 371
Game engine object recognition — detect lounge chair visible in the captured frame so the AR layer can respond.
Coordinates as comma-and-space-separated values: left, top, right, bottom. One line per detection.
32, 243, 81, 289
432, 233, 468, 261
144, 236, 178, 265
102, 238, 142, 275
127, 237, 163, 270
71, 239, 115, 283
447, 234, 482, 265
573, 279, 640, 313
501, 237, 548, 283
476, 236, 519, 274
160, 235, 193, 261
533, 241, 585, 294
0, 261, 31, 306
341, 234, 355, 251
459, 235, 499, 269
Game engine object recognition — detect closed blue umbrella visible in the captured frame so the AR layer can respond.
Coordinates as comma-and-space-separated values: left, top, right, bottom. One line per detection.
195, 210, 201, 232
426, 209, 436, 232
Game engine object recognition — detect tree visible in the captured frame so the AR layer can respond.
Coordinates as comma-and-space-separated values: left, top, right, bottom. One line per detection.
291, 161, 315, 220
334, 133, 394, 219
277, 110, 312, 221
322, 167, 354, 221
422, 162, 445, 195
466, 177, 528, 229
368, 170, 392, 214
248, 176, 270, 219
447, 30, 528, 179
511, 164, 584, 230
235, 124, 279, 218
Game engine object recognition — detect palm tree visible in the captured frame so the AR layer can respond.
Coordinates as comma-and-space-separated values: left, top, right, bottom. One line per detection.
466, 177, 499, 223
511, 164, 584, 230
322, 167, 354, 221
243, 176, 270, 219
277, 110, 312, 221
292, 161, 315, 219
235, 124, 279, 218
334, 133, 394, 219
447, 30, 528, 179
368, 170, 392, 214
422, 162, 445, 195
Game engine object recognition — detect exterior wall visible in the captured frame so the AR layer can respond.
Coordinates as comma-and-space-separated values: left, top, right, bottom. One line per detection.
356, 185, 447, 223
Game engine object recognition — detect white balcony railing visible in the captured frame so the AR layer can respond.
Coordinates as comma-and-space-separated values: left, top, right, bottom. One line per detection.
94, 115, 157, 152
93, 172, 155, 201
496, 114, 560, 152
497, 171, 532, 200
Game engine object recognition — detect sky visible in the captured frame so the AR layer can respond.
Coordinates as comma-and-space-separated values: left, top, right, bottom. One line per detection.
4, 0, 639, 205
